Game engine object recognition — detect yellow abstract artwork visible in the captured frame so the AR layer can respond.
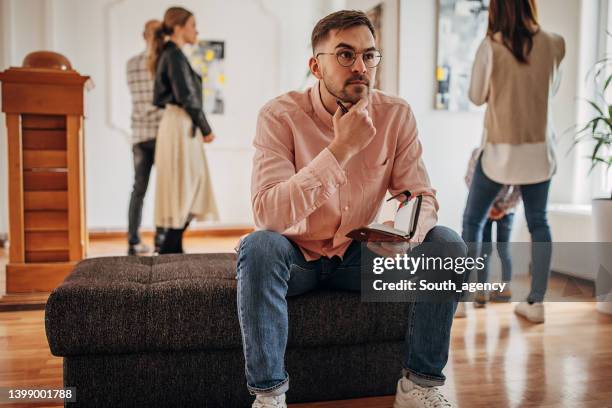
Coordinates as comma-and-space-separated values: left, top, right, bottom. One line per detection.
190, 40, 225, 114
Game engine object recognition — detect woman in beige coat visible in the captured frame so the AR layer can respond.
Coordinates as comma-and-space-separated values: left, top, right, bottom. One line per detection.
149, 6, 219, 253
461, 0, 564, 323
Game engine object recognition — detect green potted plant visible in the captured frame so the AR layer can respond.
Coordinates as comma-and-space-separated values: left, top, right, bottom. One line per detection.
573, 52, 612, 314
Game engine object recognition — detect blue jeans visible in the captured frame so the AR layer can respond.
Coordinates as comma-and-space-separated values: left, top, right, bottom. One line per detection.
236, 226, 465, 396
462, 157, 551, 302
479, 214, 514, 283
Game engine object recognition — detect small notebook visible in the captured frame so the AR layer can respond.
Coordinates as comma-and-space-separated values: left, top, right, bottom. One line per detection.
346, 195, 422, 242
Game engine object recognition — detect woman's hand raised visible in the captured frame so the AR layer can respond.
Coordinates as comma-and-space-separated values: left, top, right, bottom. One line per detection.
202, 132, 215, 143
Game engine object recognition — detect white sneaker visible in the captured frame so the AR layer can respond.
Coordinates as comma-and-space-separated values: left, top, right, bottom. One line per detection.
393, 377, 453, 408
514, 301, 545, 323
454, 302, 466, 318
252, 393, 286, 408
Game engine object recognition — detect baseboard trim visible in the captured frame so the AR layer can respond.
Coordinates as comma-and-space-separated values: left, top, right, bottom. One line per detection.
0, 293, 49, 312
88, 226, 253, 240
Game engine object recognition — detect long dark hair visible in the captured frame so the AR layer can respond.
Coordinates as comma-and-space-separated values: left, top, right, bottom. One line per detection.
488, 0, 539, 64
147, 6, 193, 76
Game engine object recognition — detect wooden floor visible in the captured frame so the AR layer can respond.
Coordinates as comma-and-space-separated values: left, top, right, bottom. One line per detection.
1, 235, 612, 407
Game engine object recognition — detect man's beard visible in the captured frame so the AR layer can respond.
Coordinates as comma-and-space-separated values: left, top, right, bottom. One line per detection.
322, 75, 370, 104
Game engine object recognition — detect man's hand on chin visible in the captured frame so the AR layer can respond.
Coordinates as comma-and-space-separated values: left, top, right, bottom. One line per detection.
328, 96, 376, 167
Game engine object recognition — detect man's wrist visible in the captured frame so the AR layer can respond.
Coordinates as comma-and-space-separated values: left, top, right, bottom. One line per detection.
328, 142, 351, 167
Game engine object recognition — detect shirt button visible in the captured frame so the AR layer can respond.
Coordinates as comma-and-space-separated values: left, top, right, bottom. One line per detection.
344, 206, 349, 211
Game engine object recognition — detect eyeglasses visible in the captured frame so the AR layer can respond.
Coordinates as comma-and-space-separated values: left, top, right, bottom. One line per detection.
316, 49, 382, 68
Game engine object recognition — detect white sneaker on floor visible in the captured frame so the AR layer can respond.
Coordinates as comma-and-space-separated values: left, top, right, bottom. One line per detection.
454, 302, 466, 318
393, 377, 453, 408
252, 393, 286, 408
514, 301, 545, 323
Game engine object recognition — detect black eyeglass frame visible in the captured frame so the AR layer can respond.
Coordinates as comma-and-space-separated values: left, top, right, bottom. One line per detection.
315, 49, 383, 68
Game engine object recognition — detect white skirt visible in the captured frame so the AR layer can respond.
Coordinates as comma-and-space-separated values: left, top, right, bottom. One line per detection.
154, 105, 219, 229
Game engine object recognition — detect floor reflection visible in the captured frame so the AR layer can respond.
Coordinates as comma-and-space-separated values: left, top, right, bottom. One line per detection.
447, 302, 612, 407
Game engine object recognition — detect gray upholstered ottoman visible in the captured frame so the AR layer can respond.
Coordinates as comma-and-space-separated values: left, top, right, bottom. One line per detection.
45, 253, 411, 407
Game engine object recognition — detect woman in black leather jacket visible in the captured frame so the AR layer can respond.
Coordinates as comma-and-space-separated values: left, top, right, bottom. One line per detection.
148, 6, 219, 254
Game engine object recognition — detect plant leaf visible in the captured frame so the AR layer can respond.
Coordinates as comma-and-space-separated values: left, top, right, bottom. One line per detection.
588, 118, 602, 135
587, 99, 604, 116
592, 139, 604, 162
575, 119, 596, 134
592, 135, 611, 144
586, 58, 612, 80
605, 73, 612, 91
590, 157, 612, 172
570, 119, 603, 155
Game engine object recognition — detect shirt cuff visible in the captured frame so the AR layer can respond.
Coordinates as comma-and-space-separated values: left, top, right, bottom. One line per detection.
307, 148, 347, 192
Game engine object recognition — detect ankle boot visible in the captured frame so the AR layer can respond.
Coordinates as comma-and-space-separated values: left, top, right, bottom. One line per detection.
159, 228, 183, 254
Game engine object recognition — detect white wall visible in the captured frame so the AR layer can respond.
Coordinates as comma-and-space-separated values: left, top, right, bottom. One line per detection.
398, 0, 585, 233
538, 0, 583, 204
574, 0, 609, 202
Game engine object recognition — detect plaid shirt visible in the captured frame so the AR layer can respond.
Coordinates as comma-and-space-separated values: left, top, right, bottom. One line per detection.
126, 51, 164, 144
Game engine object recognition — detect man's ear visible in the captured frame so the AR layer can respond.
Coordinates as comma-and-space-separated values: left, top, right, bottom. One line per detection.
309, 56, 323, 80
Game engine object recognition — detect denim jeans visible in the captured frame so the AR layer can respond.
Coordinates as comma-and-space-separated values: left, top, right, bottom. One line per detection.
479, 213, 514, 284
128, 139, 164, 246
236, 226, 465, 396
462, 156, 551, 302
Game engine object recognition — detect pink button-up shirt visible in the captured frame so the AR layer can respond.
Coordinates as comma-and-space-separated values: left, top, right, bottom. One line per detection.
251, 81, 438, 261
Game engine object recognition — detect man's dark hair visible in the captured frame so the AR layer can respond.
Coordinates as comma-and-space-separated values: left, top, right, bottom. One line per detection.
311, 10, 376, 53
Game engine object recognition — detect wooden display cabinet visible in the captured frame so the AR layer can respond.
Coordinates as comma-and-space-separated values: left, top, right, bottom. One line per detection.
0, 51, 89, 293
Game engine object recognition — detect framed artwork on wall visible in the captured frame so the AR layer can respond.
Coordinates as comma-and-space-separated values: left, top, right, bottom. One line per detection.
190, 40, 226, 115
435, 0, 488, 112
